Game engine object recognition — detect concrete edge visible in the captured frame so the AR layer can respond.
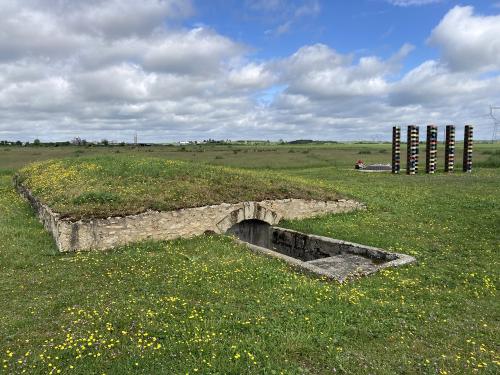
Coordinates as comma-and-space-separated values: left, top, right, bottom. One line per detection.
235, 230, 416, 283
357, 169, 392, 173
236, 239, 342, 281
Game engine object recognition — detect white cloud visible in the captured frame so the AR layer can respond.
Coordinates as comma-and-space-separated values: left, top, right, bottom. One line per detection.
428, 6, 500, 72
0, 1, 498, 142
0, 1, 85, 61
74, 64, 156, 102
0, 76, 72, 111
228, 63, 276, 89
279, 44, 411, 99
266, 38, 499, 139
66, 0, 193, 39
294, 1, 321, 17
142, 28, 243, 75
249, 0, 321, 36
386, 0, 442, 6
389, 60, 497, 107
0, 0, 193, 62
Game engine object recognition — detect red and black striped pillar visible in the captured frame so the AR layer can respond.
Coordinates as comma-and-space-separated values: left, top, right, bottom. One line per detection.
444, 125, 455, 172
463, 125, 473, 173
425, 125, 438, 174
406, 125, 419, 175
392, 126, 401, 174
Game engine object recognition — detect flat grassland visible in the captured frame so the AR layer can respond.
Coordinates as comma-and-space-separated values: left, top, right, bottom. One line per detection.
0, 143, 499, 374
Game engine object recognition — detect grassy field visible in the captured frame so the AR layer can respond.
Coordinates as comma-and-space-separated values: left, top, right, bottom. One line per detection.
2, 142, 499, 171
17, 157, 340, 219
0, 143, 499, 374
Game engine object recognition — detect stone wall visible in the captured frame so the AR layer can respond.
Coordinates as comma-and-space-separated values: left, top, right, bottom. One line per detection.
15, 177, 365, 252
269, 227, 398, 262
239, 227, 416, 282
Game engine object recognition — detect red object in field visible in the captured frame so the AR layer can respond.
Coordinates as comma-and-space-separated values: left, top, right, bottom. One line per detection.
355, 160, 366, 169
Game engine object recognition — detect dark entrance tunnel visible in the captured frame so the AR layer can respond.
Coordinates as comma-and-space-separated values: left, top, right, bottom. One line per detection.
225, 219, 271, 248
225, 220, 414, 281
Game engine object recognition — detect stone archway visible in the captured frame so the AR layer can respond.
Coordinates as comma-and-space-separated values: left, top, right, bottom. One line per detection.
215, 202, 281, 234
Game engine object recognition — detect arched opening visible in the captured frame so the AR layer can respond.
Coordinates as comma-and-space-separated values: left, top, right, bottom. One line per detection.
226, 219, 271, 248
215, 203, 281, 235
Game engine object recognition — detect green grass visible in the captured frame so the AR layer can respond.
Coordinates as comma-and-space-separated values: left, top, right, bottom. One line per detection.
17, 156, 340, 219
2, 142, 498, 170
1, 144, 499, 374
476, 150, 500, 168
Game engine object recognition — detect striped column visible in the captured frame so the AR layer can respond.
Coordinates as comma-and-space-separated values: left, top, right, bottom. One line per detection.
463, 125, 473, 172
444, 125, 455, 172
392, 126, 401, 174
406, 125, 419, 175
425, 125, 438, 174
415, 126, 420, 173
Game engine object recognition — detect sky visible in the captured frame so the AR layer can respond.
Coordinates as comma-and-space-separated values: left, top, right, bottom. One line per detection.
0, 0, 499, 142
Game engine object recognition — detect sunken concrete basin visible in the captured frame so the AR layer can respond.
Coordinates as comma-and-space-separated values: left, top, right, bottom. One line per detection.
15, 177, 364, 252
227, 220, 415, 282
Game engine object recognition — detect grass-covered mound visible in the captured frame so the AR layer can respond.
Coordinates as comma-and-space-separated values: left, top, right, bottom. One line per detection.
18, 156, 341, 219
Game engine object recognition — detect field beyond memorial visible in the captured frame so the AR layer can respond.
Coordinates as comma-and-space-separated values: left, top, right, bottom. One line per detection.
0, 143, 499, 374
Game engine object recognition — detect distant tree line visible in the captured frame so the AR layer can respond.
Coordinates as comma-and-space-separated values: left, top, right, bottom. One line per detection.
0, 138, 118, 147
286, 139, 340, 144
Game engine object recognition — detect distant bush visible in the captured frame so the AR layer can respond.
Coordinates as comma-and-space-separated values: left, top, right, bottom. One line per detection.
288, 139, 313, 144
379, 149, 388, 153
288, 149, 295, 153
358, 150, 372, 154
215, 156, 224, 159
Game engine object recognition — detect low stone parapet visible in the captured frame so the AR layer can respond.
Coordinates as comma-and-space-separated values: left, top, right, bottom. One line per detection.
14, 176, 365, 252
